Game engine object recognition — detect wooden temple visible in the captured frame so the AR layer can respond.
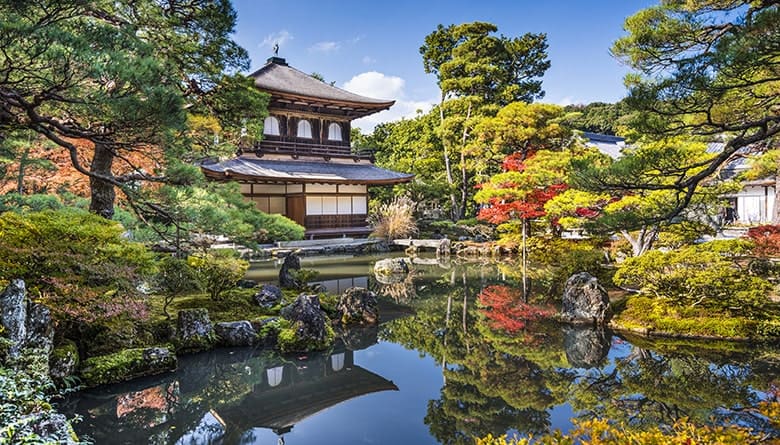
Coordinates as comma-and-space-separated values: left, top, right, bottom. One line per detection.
201, 56, 414, 238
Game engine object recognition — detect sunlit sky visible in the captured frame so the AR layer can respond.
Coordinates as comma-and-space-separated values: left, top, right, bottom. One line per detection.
231, 0, 657, 131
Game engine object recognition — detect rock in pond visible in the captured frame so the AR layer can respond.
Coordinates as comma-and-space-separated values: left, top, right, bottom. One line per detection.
279, 253, 302, 289
177, 308, 215, 352
336, 287, 379, 325
563, 325, 610, 369
50, 340, 80, 382
80, 347, 177, 387
561, 272, 611, 325
373, 258, 410, 276
215, 321, 257, 347
254, 284, 283, 308
0, 279, 27, 359
278, 294, 334, 353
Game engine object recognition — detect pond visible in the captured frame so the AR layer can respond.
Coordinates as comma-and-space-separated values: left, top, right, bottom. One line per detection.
65, 254, 780, 444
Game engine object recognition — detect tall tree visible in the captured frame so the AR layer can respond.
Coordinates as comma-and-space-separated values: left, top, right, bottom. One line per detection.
0, 0, 267, 219
611, 0, 780, 222
420, 22, 550, 220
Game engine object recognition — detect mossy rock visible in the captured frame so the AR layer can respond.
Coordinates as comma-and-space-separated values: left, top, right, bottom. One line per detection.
82, 317, 154, 356
176, 308, 215, 353
277, 321, 335, 354
50, 339, 79, 382
80, 347, 177, 387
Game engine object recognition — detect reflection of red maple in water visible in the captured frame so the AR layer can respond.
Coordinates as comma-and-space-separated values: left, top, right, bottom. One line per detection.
116, 381, 179, 428
477, 285, 555, 333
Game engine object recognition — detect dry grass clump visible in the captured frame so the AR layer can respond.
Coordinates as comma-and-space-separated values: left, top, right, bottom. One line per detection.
370, 195, 418, 241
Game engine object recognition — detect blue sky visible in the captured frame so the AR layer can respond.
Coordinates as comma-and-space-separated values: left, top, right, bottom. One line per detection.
231, 0, 657, 131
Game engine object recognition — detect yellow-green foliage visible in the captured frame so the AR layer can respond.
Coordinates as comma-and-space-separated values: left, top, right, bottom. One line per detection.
0, 209, 155, 326
615, 296, 760, 339
476, 401, 780, 444
188, 250, 249, 301
369, 195, 418, 241
80, 347, 176, 387
613, 240, 772, 317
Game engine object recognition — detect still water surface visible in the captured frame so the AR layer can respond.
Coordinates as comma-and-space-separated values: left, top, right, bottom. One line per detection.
66, 254, 780, 444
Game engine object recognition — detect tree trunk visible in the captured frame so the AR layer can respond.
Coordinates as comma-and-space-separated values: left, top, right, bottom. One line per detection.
439, 92, 459, 221
456, 102, 473, 221
16, 144, 29, 194
774, 160, 780, 224
89, 142, 116, 219
620, 226, 658, 257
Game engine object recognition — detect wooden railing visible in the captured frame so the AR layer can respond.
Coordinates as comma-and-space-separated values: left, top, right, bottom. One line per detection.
305, 214, 368, 229
251, 140, 374, 160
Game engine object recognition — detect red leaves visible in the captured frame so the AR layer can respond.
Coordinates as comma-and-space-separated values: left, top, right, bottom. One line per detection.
477, 285, 555, 333
477, 184, 568, 223
746, 224, 780, 257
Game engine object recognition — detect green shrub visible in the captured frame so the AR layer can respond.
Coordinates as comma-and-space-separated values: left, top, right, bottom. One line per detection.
0, 209, 155, 328
79, 347, 177, 387
153, 256, 201, 318
614, 240, 772, 317
188, 250, 249, 301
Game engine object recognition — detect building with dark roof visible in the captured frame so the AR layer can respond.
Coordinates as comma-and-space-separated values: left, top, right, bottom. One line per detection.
202, 56, 413, 238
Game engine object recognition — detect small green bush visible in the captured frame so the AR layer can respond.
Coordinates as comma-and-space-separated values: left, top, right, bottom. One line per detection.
188, 250, 249, 301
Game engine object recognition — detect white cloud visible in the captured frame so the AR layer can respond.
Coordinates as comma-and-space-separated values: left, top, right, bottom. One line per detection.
342, 72, 435, 132
309, 41, 340, 53
260, 30, 293, 50
362, 56, 376, 65
556, 96, 583, 107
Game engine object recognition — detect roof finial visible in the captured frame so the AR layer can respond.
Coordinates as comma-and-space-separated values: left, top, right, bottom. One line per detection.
273, 42, 279, 56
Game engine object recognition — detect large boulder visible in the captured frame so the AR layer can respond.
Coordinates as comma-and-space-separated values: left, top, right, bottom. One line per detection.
177, 308, 215, 352
214, 321, 257, 347
336, 287, 379, 325
80, 347, 177, 387
561, 272, 611, 325
563, 326, 611, 369
373, 258, 409, 276
278, 294, 334, 353
0, 279, 27, 359
279, 253, 302, 289
254, 284, 283, 308
25, 302, 54, 356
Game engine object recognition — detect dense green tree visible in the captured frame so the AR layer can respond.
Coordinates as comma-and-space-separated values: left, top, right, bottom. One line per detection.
420, 22, 550, 220
0, 0, 268, 219
563, 101, 632, 136
611, 0, 780, 222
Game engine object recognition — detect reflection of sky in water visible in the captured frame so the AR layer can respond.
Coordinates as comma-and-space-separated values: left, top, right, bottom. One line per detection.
68, 255, 780, 444
233, 341, 444, 445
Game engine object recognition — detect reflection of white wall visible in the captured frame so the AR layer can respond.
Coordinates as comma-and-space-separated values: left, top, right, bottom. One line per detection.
331, 352, 345, 372
267, 366, 284, 387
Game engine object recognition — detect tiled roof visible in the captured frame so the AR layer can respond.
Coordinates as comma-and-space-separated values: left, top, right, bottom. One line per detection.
201, 157, 414, 185
250, 58, 394, 107
584, 132, 625, 159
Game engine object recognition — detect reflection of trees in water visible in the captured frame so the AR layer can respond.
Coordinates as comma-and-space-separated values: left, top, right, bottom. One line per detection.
569, 347, 768, 428
385, 263, 780, 441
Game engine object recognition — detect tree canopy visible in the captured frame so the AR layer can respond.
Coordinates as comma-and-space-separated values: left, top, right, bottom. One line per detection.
0, 0, 268, 218
610, 0, 780, 220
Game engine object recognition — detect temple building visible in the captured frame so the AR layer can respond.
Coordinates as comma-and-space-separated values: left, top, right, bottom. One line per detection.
201, 56, 413, 238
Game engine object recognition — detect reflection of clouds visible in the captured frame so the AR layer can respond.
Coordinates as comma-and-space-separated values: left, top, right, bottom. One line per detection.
174, 410, 225, 445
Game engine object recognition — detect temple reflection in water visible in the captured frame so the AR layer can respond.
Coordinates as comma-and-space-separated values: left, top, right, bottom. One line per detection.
69, 327, 397, 444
